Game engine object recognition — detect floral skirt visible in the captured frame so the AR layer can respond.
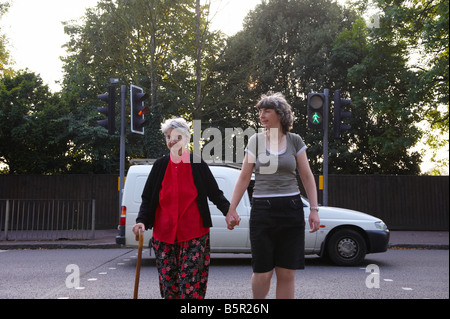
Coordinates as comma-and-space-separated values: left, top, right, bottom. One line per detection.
151, 233, 210, 299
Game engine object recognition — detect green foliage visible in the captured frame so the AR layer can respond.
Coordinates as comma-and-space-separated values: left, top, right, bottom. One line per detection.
348, 0, 448, 174
210, 0, 357, 139
0, 1, 14, 77
0, 72, 71, 174
60, 0, 225, 172
1, 0, 446, 175
332, 17, 423, 174
210, 0, 432, 174
373, 0, 448, 132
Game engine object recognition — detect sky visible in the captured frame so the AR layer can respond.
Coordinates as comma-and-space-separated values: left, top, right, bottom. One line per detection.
1, 0, 262, 92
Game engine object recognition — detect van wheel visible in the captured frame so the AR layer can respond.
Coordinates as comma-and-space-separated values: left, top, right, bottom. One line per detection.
327, 229, 367, 266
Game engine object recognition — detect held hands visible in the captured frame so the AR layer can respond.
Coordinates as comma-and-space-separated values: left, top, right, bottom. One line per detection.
225, 209, 241, 230
225, 209, 318, 232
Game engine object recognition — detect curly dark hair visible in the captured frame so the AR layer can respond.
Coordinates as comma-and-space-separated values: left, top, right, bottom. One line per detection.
256, 92, 295, 134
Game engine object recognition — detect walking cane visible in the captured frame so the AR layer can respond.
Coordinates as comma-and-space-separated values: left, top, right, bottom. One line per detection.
133, 229, 144, 299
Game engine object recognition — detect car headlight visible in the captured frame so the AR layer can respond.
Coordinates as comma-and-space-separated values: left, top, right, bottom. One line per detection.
375, 221, 388, 230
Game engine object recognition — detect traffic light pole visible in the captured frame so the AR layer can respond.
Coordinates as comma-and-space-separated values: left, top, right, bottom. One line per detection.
308, 88, 352, 206
323, 88, 329, 206
118, 85, 126, 240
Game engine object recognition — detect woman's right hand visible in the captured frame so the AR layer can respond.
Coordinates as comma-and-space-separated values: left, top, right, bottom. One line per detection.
132, 223, 145, 236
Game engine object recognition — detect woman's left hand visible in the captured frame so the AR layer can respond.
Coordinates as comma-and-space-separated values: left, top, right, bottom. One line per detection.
308, 210, 320, 233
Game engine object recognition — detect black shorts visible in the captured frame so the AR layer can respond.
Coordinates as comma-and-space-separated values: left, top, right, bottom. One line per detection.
250, 195, 305, 273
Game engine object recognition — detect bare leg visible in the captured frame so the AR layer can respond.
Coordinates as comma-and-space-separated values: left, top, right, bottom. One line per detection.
251, 270, 273, 299
275, 267, 296, 299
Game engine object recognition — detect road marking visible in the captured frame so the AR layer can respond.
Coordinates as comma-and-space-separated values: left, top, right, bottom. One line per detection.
88, 278, 97, 281
99, 272, 107, 275
384, 279, 394, 282
402, 287, 413, 291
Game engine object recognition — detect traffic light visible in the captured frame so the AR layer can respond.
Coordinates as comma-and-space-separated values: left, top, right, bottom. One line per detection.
130, 85, 149, 135
307, 93, 325, 129
333, 90, 352, 138
97, 85, 116, 135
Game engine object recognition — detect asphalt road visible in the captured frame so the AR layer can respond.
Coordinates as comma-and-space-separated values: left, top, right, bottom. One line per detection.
0, 248, 448, 300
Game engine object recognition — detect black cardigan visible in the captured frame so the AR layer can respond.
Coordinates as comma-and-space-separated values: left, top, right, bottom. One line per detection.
136, 153, 230, 230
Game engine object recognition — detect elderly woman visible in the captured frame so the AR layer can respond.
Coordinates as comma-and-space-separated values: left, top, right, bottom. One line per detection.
133, 118, 231, 299
226, 92, 320, 299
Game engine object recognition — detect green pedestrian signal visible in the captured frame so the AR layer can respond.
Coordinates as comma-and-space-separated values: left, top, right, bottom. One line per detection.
307, 93, 325, 129
312, 112, 322, 124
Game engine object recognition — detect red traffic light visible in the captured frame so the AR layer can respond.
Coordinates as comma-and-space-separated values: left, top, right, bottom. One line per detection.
130, 85, 149, 135
138, 106, 149, 116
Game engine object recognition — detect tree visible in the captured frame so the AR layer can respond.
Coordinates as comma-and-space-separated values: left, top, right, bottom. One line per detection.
332, 18, 422, 174
210, 0, 358, 171
61, 0, 225, 171
0, 72, 70, 174
210, 0, 426, 174
367, 0, 448, 132
350, 0, 449, 173
0, 1, 14, 78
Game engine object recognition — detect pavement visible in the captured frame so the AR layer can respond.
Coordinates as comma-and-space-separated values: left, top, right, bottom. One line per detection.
0, 229, 448, 250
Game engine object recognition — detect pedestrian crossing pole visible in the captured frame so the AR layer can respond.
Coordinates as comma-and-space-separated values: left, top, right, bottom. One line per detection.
322, 88, 329, 206
307, 88, 329, 206
118, 85, 126, 241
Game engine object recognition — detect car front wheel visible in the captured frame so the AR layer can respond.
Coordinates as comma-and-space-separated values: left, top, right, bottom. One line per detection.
326, 229, 367, 266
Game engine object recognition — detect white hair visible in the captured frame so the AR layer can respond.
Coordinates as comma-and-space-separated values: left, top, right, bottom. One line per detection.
160, 118, 191, 139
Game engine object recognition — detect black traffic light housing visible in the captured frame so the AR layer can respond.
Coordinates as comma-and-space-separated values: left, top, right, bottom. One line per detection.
130, 85, 149, 135
307, 93, 325, 129
333, 90, 352, 138
97, 85, 116, 135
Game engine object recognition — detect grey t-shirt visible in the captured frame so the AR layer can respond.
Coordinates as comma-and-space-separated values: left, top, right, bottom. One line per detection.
246, 132, 307, 198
